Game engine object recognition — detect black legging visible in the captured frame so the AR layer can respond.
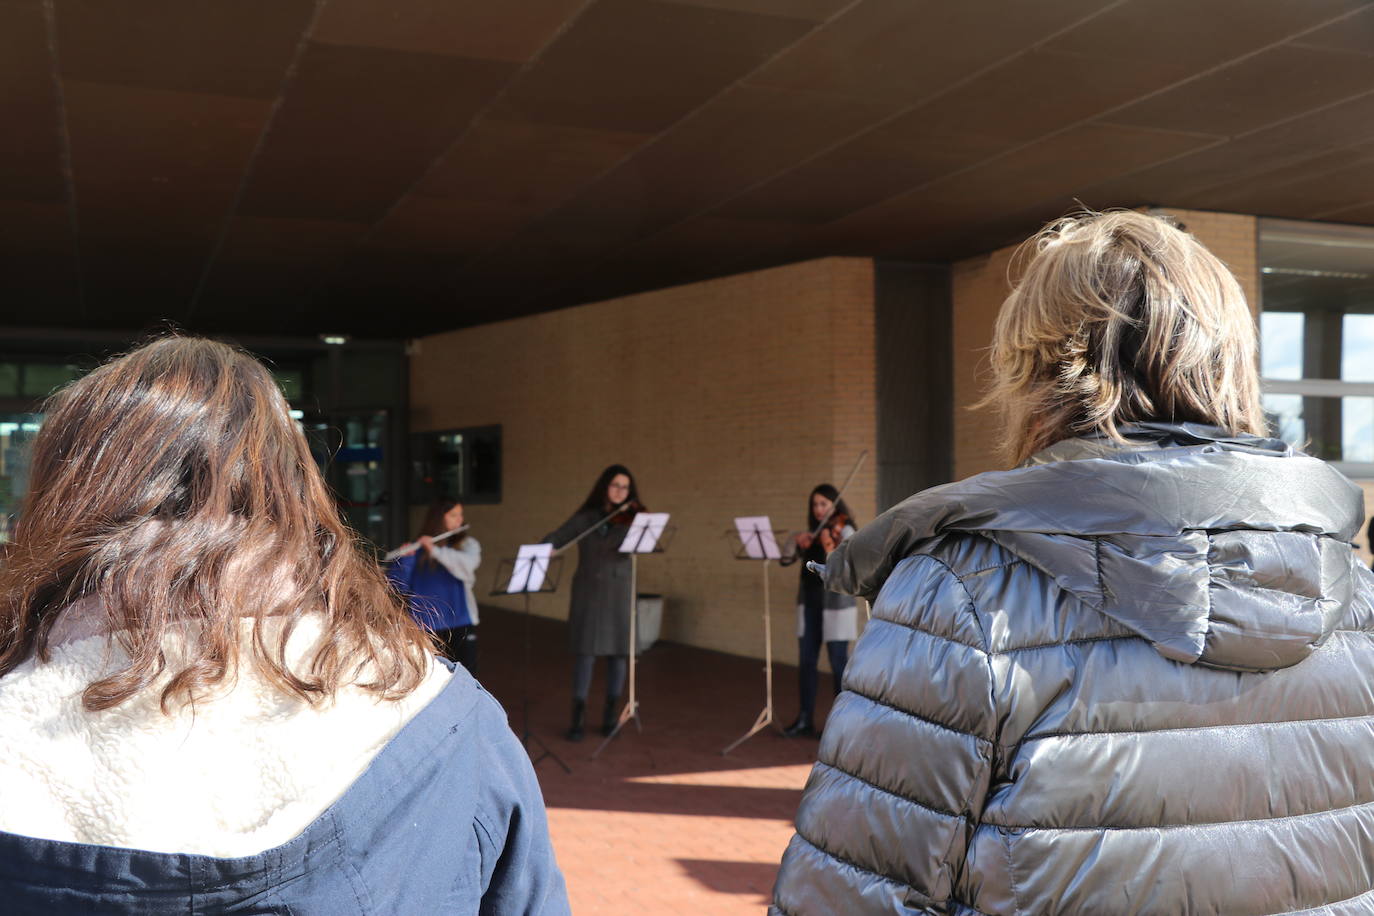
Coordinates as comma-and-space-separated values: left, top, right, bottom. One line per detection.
798, 595, 848, 720
572, 654, 627, 702
436, 626, 478, 677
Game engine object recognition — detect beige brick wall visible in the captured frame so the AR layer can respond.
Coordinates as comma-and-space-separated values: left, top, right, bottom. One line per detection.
951, 210, 1262, 480
411, 258, 878, 667
951, 242, 1019, 479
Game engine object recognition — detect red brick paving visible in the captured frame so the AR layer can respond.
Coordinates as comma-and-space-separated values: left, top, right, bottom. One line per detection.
477, 607, 837, 915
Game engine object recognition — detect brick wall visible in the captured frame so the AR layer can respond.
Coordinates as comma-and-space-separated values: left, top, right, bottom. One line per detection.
951, 242, 1019, 479
951, 210, 1262, 479
411, 258, 878, 666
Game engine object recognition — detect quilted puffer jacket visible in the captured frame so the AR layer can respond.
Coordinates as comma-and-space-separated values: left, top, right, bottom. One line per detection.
772, 423, 1374, 915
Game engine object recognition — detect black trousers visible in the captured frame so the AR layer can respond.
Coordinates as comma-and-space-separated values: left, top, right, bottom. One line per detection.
436, 626, 478, 677
798, 596, 848, 720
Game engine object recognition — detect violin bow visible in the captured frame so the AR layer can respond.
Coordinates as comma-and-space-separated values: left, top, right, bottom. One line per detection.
808, 449, 870, 540
552, 501, 635, 556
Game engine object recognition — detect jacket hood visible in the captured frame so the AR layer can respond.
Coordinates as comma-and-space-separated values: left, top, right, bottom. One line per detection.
827, 423, 1365, 672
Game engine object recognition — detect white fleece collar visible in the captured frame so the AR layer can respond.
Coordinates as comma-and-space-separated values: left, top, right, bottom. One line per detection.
0, 614, 450, 858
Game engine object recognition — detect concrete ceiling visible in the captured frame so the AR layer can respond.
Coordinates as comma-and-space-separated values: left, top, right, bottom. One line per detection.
4, 0, 1374, 338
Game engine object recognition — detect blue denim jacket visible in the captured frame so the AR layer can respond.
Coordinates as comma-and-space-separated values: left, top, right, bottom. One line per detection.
0, 660, 569, 914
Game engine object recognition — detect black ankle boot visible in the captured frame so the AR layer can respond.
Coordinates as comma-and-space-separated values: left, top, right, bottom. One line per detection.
566, 699, 586, 742
601, 695, 621, 736
782, 713, 816, 738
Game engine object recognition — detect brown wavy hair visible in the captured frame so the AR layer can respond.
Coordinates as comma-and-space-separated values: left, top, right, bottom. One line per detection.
417, 499, 467, 571
978, 210, 1267, 464
0, 336, 434, 712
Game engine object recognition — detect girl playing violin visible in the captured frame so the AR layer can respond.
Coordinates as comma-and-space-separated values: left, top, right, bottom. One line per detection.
780, 483, 857, 738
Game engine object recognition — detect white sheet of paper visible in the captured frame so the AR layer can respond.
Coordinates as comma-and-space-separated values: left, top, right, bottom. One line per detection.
619, 512, 670, 554
507, 543, 553, 593
734, 516, 780, 560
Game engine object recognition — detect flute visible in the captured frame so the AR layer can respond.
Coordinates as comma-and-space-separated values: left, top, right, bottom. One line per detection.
383, 525, 471, 562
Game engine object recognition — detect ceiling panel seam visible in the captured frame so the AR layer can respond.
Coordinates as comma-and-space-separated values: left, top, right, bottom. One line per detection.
182, 0, 330, 325
42, 0, 85, 319
1313, 196, 1374, 221
521, 46, 1374, 314
354, 0, 601, 242
501, 0, 1131, 311
1149, 90, 1374, 199
1287, 38, 1374, 57
287, 0, 606, 315
463, 0, 869, 287
762, 1, 1374, 238
1059, 86, 1374, 216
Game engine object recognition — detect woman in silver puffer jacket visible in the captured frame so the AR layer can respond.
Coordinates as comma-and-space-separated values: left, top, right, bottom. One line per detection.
771, 211, 1374, 915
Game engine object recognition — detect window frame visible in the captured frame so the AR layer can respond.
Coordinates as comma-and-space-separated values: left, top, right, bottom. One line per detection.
1258, 218, 1374, 479
409, 424, 503, 507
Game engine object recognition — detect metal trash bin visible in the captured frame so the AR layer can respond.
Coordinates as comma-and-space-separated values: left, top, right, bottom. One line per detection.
636, 593, 663, 653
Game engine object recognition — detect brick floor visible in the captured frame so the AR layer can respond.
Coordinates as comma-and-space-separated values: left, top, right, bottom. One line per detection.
476, 606, 838, 915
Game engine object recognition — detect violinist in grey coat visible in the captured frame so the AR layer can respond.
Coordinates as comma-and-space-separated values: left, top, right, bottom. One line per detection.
544, 464, 643, 742
772, 211, 1374, 915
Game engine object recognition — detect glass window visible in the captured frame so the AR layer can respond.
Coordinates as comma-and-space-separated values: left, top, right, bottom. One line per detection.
1344, 314, 1374, 383
1259, 312, 1303, 380
20, 363, 83, 399
0, 364, 18, 398
1261, 393, 1305, 446
1260, 218, 1374, 474
273, 368, 305, 403
1346, 397, 1374, 463
1263, 395, 1374, 463
411, 425, 501, 506
300, 409, 391, 548
0, 414, 44, 543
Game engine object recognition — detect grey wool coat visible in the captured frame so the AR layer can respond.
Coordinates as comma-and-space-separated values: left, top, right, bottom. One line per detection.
771, 423, 1374, 915
544, 509, 634, 656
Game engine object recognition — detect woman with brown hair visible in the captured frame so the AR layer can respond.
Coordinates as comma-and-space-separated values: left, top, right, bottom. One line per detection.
388, 499, 482, 676
0, 337, 567, 914
779, 483, 858, 738
772, 211, 1374, 914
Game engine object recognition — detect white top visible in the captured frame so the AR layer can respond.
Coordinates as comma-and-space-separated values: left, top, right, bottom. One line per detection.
432, 537, 483, 624
0, 611, 450, 857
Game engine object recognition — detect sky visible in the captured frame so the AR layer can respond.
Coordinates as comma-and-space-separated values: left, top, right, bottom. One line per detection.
1261, 310, 1373, 462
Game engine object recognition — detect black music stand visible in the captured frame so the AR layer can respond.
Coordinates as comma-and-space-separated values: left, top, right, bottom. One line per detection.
592, 513, 676, 759
491, 551, 570, 774
722, 517, 786, 754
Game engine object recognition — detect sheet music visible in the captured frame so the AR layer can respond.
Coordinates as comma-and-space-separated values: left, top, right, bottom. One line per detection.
734, 516, 780, 559
619, 512, 670, 553
507, 543, 553, 593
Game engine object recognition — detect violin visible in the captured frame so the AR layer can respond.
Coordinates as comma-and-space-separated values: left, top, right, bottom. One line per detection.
789, 450, 869, 566
817, 510, 850, 553
794, 509, 850, 556
608, 499, 644, 526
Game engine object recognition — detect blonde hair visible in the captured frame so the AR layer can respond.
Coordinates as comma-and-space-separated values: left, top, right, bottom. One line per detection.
979, 210, 1267, 465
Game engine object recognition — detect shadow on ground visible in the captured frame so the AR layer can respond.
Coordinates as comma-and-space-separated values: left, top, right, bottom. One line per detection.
676, 859, 777, 905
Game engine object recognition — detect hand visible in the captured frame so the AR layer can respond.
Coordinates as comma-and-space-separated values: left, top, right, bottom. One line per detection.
795, 532, 814, 550
418, 535, 435, 554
